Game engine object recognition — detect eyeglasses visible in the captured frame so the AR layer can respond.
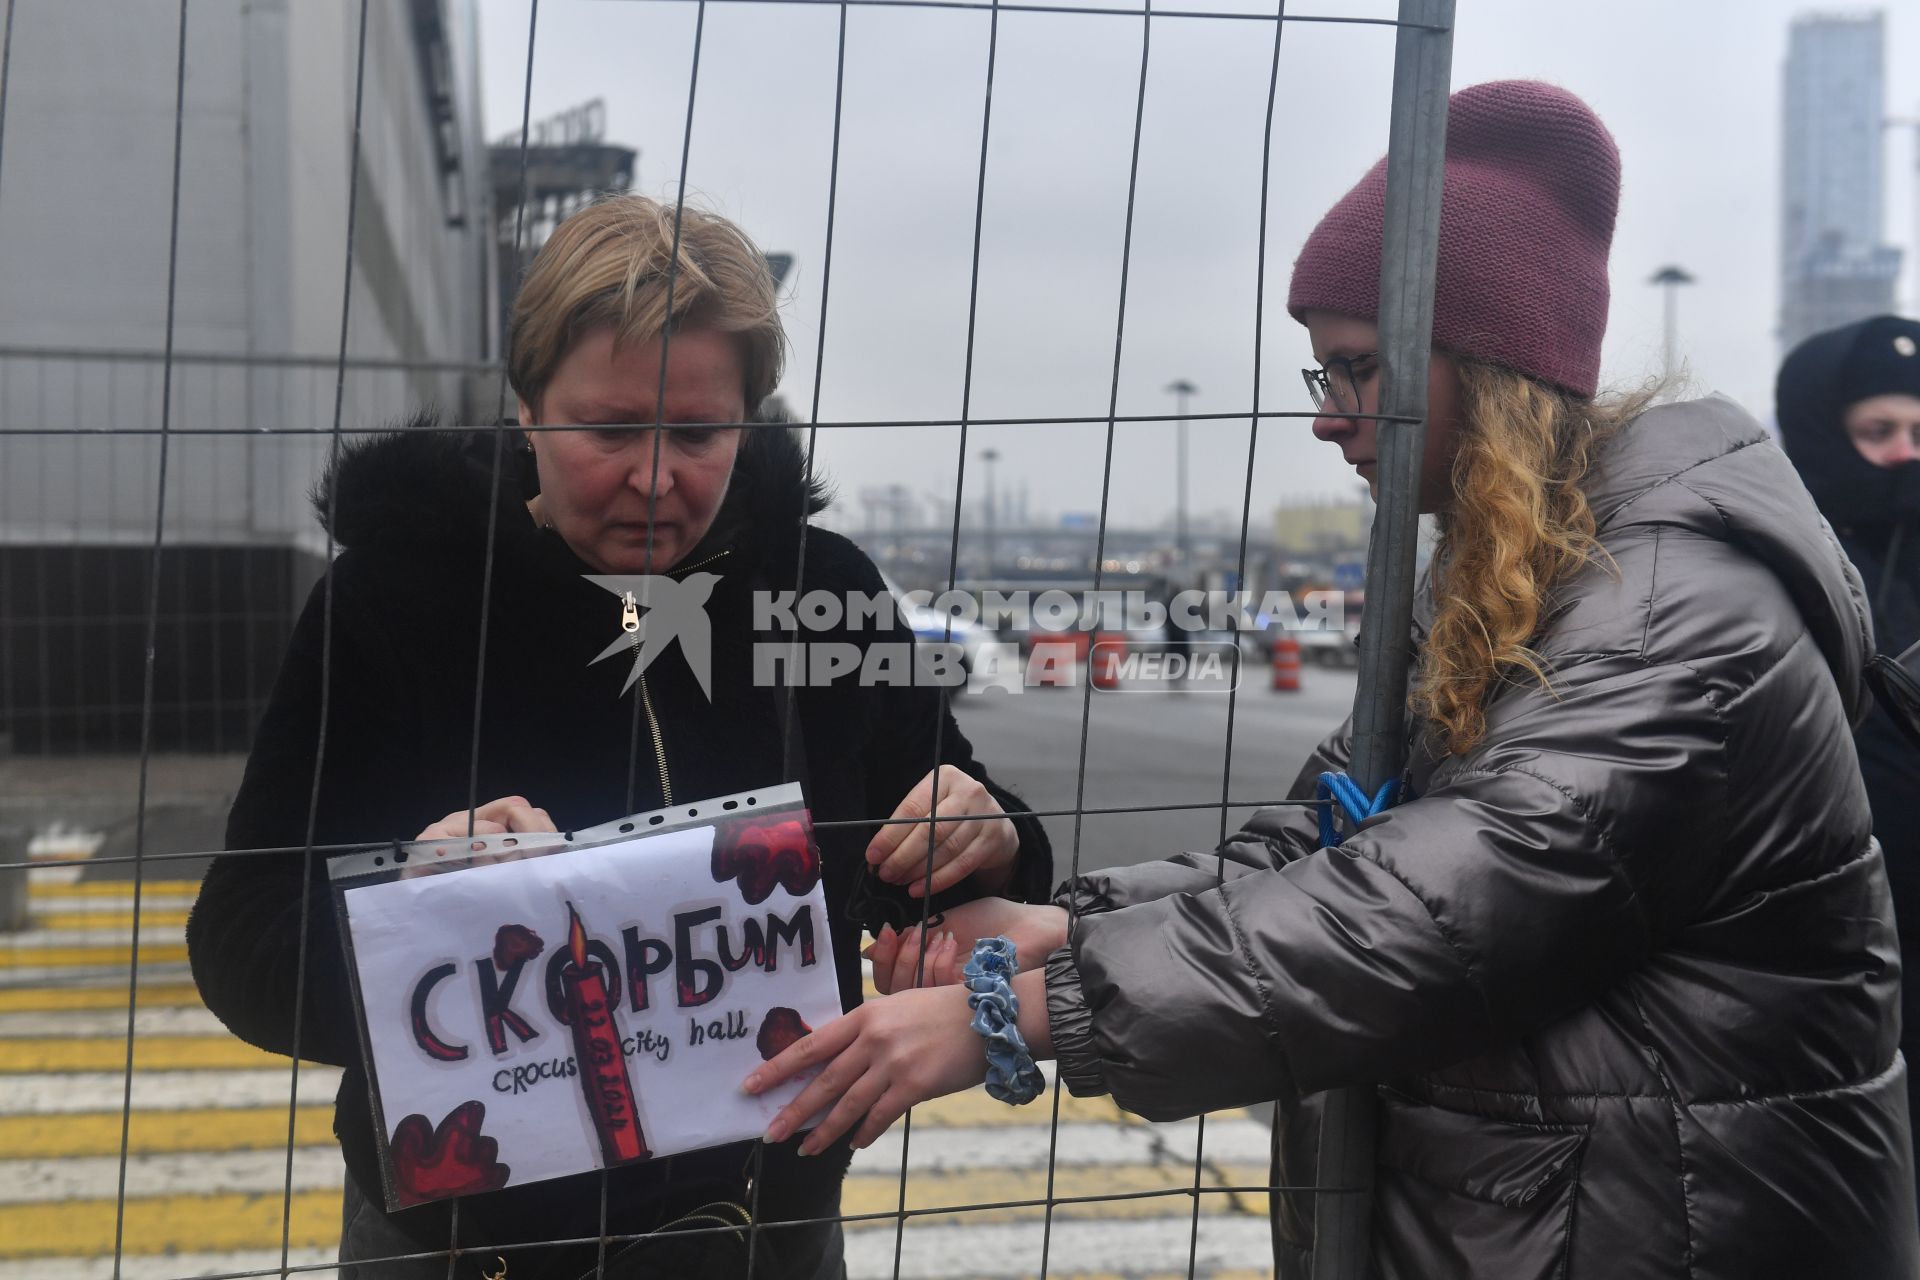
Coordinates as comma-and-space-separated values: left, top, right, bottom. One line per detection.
1301, 352, 1379, 414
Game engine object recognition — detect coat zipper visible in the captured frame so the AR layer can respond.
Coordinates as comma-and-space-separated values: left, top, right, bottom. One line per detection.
620, 547, 732, 809
636, 670, 674, 808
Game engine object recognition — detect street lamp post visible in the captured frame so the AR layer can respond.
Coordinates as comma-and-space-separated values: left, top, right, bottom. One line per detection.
1649, 265, 1695, 375
1164, 379, 1197, 566
980, 448, 1001, 577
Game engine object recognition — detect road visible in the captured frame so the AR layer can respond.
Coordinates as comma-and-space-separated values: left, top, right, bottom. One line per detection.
955, 666, 1358, 871
0, 667, 1357, 1278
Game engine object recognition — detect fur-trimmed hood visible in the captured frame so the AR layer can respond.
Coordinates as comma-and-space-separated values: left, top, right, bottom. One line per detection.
309, 411, 832, 571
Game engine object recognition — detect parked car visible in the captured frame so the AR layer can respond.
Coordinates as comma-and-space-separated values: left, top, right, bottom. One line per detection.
883, 576, 1020, 693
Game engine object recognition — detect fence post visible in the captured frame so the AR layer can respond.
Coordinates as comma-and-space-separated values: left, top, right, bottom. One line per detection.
1309, 2, 1454, 1277
0, 825, 29, 931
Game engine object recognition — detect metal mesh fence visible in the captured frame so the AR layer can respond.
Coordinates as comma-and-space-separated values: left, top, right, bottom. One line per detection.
0, 0, 1452, 1276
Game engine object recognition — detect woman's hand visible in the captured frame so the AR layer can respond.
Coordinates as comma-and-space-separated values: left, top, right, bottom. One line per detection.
744, 984, 988, 1153
866, 899, 1070, 994
415, 795, 556, 841
866, 766, 1019, 898
405, 796, 558, 877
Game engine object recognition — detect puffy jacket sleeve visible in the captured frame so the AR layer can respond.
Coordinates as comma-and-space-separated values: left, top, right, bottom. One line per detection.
186, 555, 421, 1066
1046, 654, 1729, 1120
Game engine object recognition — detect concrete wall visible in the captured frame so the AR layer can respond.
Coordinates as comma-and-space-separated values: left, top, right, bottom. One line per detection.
0, 0, 491, 553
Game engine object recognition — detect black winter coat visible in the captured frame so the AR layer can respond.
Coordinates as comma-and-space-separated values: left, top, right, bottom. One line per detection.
1778, 316, 1920, 1157
186, 423, 1052, 1277
1045, 399, 1918, 1278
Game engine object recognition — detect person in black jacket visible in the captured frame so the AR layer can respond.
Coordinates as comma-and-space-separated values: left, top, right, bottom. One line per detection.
1778, 313, 1920, 1193
185, 194, 1051, 1280
748, 80, 1917, 1279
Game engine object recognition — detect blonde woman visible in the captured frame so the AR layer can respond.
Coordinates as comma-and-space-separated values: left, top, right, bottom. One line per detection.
188, 195, 1052, 1279
748, 81, 1919, 1278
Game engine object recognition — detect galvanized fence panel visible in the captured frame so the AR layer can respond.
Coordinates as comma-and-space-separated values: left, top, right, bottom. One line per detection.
0, 1, 1452, 1276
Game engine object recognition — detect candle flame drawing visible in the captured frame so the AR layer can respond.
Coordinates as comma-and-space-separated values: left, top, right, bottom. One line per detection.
567, 902, 590, 969
559, 901, 649, 1164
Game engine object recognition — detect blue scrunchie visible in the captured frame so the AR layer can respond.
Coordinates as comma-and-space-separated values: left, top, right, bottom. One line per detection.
963, 936, 1047, 1106
1316, 771, 1400, 848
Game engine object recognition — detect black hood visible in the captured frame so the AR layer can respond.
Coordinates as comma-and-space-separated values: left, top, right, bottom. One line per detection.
309, 412, 832, 571
1776, 314, 1920, 533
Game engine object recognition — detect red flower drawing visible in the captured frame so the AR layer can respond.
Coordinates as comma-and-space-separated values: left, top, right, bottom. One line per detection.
711, 814, 819, 904
389, 1101, 511, 1205
493, 923, 544, 971
756, 1007, 813, 1061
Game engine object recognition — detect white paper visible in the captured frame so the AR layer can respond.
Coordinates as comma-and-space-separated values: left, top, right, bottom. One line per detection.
341, 810, 840, 1206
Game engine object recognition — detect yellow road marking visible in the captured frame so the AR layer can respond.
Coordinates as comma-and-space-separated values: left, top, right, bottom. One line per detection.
1057, 1274, 1272, 1280
26, 880, 200, 900
908, 1089, 1137, 1129
0, 1036, 298, 1073
0, 1099, 1239, 1158
0, 1106, 334, 1159
33, 909, 191, 931
0, 1166, 1272, 1258
0, 944, 188, 969
0, 984, 202, 1013
0, 1189, 340, 1258
843, 1163, 1272, 1223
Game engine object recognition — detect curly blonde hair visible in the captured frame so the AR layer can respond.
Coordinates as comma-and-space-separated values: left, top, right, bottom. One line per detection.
1417, 360, 1654, 756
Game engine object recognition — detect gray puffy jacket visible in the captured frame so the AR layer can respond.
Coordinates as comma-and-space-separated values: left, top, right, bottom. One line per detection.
1045, 398, 1919, 1279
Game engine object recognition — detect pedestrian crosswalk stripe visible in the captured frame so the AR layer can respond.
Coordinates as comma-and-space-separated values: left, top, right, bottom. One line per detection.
20, 896, 197, 918
3, 1148, 1246, 1210
26, 881, 201, 900
0, 1189, 342, 1259
0, 1112, 1266, 1173
0, 1106, 334, 1159
4, 881, 1280, 1279
5, 1068, 343, 1115
0, 1246, 339, 1280
840, 1164, 1273, 1223
0, 984, 202, 1014
842, 1217, 1281, 1279
33, 910, 192, 931
2, 1148, 346, 1204
0, 1164, 1274, 1259
0, 1005, 227, 1038
0, 1035, 301, 1073
0, 1247, 1273, 1280
0, 944, 189, 969
0, 1067, 1127, 1124
6, 926, 188, 947
902, 1088, 1132, 1130
857, 1118, 1274, 1171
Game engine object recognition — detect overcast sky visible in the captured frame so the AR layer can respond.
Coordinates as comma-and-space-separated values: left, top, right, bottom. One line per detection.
478, 0, 1920, 536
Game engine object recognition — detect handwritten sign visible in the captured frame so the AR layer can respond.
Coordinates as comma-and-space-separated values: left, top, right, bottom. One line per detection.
334, 791, 840, 1210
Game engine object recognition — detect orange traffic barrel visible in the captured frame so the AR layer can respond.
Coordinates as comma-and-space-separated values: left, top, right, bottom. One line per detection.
1271, 634, 1302, 692
1090, 633, 1127, 690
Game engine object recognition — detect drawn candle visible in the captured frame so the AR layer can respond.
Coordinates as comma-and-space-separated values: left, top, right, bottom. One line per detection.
560, 903, 649, 1164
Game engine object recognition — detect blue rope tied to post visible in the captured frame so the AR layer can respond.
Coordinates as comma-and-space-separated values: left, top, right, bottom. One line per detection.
1316, 771, 1400, 848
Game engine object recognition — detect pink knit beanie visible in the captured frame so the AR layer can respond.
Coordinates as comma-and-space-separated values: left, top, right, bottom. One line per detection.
1287, 79, 1620, 399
